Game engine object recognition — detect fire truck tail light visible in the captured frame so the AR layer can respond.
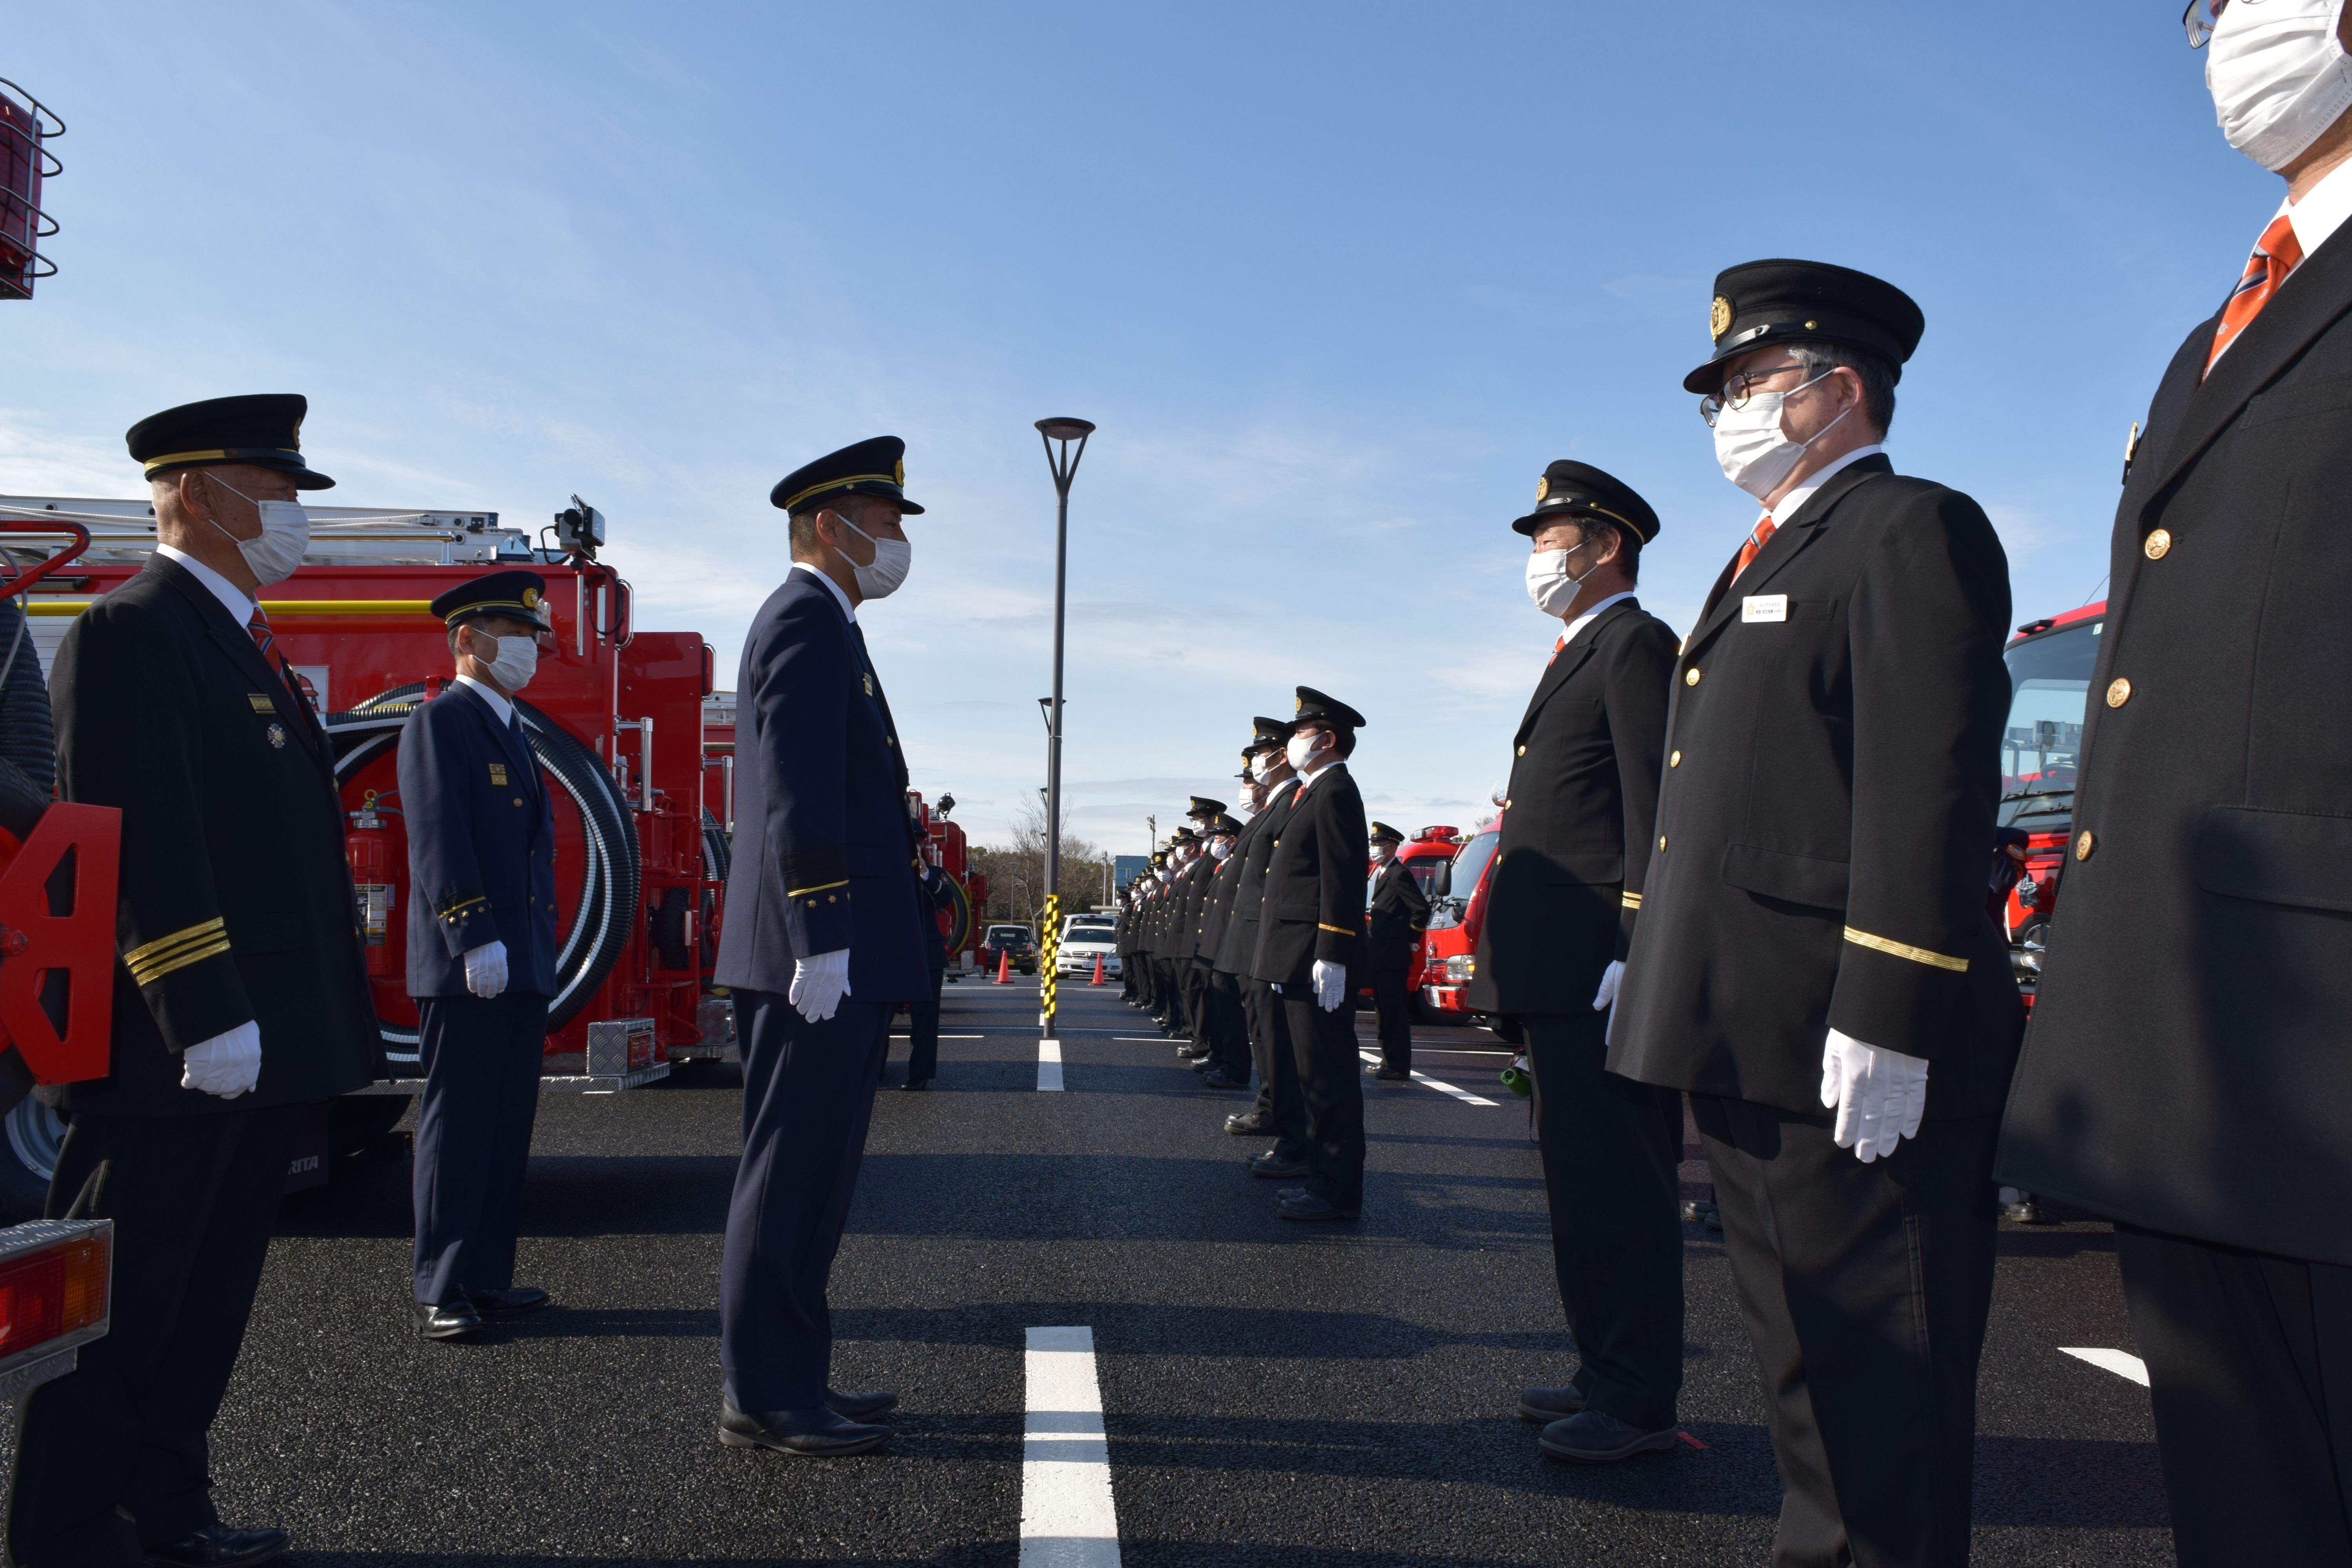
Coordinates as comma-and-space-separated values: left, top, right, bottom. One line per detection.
0, 1224, 109, 1361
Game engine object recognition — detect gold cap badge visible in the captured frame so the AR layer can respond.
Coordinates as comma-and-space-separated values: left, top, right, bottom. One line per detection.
1710, 295, 1733, 340
522, 587, 541, 608
894, 460, 906, 485
1534, 476, 1550, 503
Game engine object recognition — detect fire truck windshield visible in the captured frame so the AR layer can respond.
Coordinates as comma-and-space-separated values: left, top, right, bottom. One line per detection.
1425, 829, 1499, 930
2000, 618, 2101, 827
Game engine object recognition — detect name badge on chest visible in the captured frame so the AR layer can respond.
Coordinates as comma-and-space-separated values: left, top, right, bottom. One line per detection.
1741, 594, 1788, 623
489, 763, 509, 786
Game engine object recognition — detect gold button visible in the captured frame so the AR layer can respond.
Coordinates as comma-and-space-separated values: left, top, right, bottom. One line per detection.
1685, 668, 1701, 686
2144, 529, 2171, 560
2075, 830, 2096, 862
1669, 750, 1681, 768
514, 797, 525, 806
1503, 799, 1512, 809
1516, 745, 1526, 756
2106, 678, 2132, 708
1658, 835, 1668, 851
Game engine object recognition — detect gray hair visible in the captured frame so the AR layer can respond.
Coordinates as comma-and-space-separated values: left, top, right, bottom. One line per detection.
1787, 340, 1896, 436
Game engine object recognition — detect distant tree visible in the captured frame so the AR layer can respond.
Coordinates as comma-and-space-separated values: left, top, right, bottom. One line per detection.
972, 797, 1114, 926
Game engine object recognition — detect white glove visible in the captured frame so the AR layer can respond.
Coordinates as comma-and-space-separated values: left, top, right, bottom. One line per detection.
181, 1020, 261, 1099
790, 947, 853, 1023
465, 940, 510, 1000
1591, 960, 1624, 1012
1312, 958, 1346, 1011
1819, 1028, 1930, 1164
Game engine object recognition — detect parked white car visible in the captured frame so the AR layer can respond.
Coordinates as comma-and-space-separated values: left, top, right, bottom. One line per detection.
1056, 920, 1120, 977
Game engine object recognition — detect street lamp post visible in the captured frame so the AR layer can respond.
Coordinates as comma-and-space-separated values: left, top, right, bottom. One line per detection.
1034, 416, 1094, 1040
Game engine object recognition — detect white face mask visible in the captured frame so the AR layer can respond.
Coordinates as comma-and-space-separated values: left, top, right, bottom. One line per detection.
1210, 838, 1232, 861
1250, 752, 1274, 782
2209, 0, 2352, 171
836, 512, 912, 600
204, 474, 311, 588
1285, 732, 1323, 773
1711, 368, 1851, 501
474, 632, 538, 694
1369, 844, 1391, 863
1524, 539, 1601, 618
1155, 866, 1171, 883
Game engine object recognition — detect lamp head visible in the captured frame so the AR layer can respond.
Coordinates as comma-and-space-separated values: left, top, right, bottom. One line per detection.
1035, 417, 1096, 443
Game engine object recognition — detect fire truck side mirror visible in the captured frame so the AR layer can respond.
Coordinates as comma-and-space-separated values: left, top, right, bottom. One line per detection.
555, 494, 605, 559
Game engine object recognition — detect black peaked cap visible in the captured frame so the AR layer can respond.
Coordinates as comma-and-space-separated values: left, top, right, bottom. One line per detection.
1187, 796, 1226, 817
1293, 686, 1366, 730
431, 568, 553, 629
1369, 821, 1404, 842
1210, 814, 1244, 836
1685, 259, 1925, 393
1511, 460, 1661, 542
126, 394, 335, 490
1252, 716, 1289, 744
770, 435, 926, 515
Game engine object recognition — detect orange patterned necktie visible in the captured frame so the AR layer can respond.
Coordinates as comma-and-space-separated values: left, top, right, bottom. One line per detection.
1731, 512, 1777, 584
2206, 213, 2303, 378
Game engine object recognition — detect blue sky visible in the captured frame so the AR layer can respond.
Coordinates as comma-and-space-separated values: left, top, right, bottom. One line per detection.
0, 4, 2285, 852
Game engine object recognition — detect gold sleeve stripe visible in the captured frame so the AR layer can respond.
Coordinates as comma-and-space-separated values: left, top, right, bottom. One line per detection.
122, 918, 225, 970
786, 879, 849, 898
1843, 926, 1969, 973
1621, 891, 1643, 909
130, 936, 233, 986
125, 930, 230, 982
436, 895, 488, 922
1318, 922, 1355, 936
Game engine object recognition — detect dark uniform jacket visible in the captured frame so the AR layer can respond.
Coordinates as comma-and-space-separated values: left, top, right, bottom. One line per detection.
1468, 598, 1676, 1014
1155, 860, 1206, 961
51, 555, 381, 1116
1194, 838, 1247, 964
1216, 791, 1295, 976
2002, 240, 2352, 1266
713, 569, 928, 1005
1365, 857, 1431, 973
1252, 764, 1369, 987
397, 682, 559, 999
1608, 456, 2023, 1119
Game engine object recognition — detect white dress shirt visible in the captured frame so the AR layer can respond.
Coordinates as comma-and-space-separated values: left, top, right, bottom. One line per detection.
2205, 156, 2352, 370
1561, 588, 1637, 646
791, 560, 856, 623
155, 544, 255, 627
1293, 757, 1346, 800
455, 673, 514, 727
1769, 443, 1886, 528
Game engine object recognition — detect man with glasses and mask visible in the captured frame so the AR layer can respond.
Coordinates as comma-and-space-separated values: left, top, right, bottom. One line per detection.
10, 396, 383, 1568
712, 436, 932, 1458
1608, 265, 2022, 1565
1463, 460, 1685, 1465
2000, 5, 2352, 1560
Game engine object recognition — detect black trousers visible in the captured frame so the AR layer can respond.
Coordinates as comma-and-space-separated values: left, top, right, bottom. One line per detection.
1185, 960, 1213, 1049
1205, 968, 1252, 1080
1283, 986, 1365, 1210
891, 966, 945, 1085
1525, 1011, 1686, 1431
1158, 959, 1187, 1032
1120, 952, 1138, 1002
9, 1103, 301, 1568
412, 989, 549, 1306
1246, 976, 1307, 1158
1370, 967, 1414, 1073
719, 990, 889, 1413
1693, 1096, 2000, 1568
2116, 1222, 2352, 1566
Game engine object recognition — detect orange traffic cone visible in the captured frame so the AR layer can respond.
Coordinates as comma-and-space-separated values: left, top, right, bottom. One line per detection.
995, 949, 1012, 985
1089, 953, 1106, 986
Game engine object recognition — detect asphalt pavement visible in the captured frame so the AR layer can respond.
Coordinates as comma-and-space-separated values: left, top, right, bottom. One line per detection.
65, 975, 2174, 1565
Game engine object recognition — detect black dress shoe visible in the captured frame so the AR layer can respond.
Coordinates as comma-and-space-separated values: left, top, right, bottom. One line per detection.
826, 1387, 900, 1422
896, 1078, 931, 1091
464, 1285, 549, 1315
412, 1298, 484, 1339
1201, 1069, 1248, 1089
1518, 1384, 1588, 1423
1277, 1186, 1308, 1200
1278, 1193, 1360, 1221
1374, 1067, 1410, 1081
1537, 1410, 1680, 1463
145, 1524, 290, 1566
1250, 1150, 1309, 1178
1226, 1112, 1272, 1136
718, 1398, 891, 1456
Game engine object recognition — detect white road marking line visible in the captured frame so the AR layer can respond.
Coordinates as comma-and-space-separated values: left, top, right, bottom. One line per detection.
1021, 1326, 1120, 1568
2060, 1347, 2150, 1386
1114, 1036, 1178, 1042
1359, 1049, 1498, 1106
1038, 1040, 1065, 1092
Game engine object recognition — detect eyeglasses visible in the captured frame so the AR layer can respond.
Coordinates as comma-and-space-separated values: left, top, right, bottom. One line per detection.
2184, 0, 2258, 50
1698, 361, 1811, 426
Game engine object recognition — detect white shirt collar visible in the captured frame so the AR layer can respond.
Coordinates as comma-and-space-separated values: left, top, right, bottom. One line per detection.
2283, 154, 2352, 265
454, 673, 514, 727
155, 544, 256, 628
1560, 589, 1637, 647
1768, 443, 1885, 528
790, 560, 856, 623
1295, 757, 1345, 795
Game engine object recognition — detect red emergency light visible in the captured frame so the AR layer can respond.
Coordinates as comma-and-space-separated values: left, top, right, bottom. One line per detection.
1413, 826, 1459, 843
0, 77, 61, 302
0, 1218, 111, 1398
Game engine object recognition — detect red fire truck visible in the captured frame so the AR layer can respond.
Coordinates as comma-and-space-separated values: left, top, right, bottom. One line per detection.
1376, 825, 1462, 1016
0, 493, 732, 1215
1416, 817, 1502, 1024
1998, 601, 2104, 1004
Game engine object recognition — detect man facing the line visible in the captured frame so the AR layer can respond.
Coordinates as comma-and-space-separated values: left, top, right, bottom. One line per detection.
1362, 821, 1429, 1082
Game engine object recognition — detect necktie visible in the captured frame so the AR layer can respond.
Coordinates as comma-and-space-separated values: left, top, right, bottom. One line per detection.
1732, 512, 1777, 585
1292, 784, 1305, 807
2207, 213, 2303, 378
246, 607, 300, 705
1547, 630, 1568, 665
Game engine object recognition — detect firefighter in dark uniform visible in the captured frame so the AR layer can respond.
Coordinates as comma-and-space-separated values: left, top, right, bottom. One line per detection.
1116, 882, 1140, 1003
10, 396, 382, 1568
2001, 13, 2352, 1558
1190, 812, 1251, 1088
1363, 822, 1429, 1080
399, 571, 561, 1340
1252, 688, 1371, 1220
888, 864, 955, 1091
711, 437, 932, 1458
1154, 829, 1200, 1038
1176, 797, 1225, 1063
1463, 461, 1684, 1464
1609, 265, 2021, 1561
1229, 719, 1307, 1160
